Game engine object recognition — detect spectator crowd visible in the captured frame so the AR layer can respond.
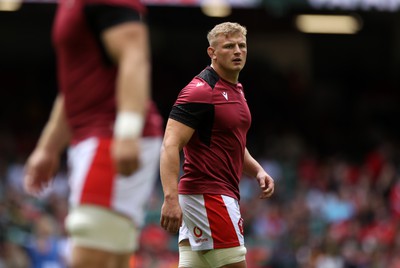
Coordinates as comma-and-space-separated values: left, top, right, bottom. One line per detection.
1, 128, 400, 268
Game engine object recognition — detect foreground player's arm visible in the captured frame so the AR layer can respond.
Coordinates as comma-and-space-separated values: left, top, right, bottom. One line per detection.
243, 148, 274, 199
24, 94, 70, 195
102, 20, 150, 176
160, 119, 194, 234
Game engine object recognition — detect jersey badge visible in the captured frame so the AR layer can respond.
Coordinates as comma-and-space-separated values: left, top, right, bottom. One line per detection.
222, 91, 228, 100
239, 90, 246, 101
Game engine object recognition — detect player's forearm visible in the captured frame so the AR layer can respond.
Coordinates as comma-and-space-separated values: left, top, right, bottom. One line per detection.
242, 147, 264, 177
36, 94, 70, 154
160, 144, 181, 201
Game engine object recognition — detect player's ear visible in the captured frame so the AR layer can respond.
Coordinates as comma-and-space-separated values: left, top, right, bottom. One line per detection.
207, 47, 216, 60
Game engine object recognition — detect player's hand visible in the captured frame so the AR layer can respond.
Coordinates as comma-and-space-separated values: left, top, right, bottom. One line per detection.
160, 198, 182, 234
256, 171, 275, 199
23, 149, 59, 196
112, 138, 140, 176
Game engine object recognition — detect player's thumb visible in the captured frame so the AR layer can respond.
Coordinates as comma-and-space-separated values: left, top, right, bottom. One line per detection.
258, 177, 266, 188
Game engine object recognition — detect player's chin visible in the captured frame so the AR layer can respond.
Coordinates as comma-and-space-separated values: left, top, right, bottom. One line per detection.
231, 64, 244, 71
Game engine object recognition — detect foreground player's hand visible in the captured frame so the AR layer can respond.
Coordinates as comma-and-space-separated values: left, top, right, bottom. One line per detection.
160, 197, 182, 234
112, 138, 140, 176
23, 149, 59, 196
256, 171, 275, 199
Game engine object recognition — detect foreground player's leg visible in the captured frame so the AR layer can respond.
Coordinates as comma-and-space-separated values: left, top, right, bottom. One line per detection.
178, 239, 247, 268
70, 246, 131, 268
66, 205, 138, 268
202, 246, 247, 268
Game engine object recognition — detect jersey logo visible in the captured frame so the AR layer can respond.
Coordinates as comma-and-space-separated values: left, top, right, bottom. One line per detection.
238, 218, 244, 235
196, 82, 205, 87
222, 91, 228, 100
240, 90, 247, 101
193, 227, 203, 237
193, 226, 208, 243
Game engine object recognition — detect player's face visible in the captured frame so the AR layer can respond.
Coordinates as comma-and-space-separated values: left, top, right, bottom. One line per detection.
213, 32, 247, 73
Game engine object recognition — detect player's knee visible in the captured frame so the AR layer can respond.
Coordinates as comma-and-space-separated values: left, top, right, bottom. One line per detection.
202, 245, 247, 267
66, 205, 138, 253
178, 246, 209, 268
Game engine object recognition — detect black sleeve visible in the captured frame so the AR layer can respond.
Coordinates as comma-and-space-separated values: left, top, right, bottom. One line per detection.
84, 5, 142, 34
84, 5, 142, 65
169, 103, 214, 146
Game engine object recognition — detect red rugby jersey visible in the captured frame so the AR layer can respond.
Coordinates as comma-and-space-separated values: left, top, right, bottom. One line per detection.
170, 67, 251, 200
52, 0, 159, 143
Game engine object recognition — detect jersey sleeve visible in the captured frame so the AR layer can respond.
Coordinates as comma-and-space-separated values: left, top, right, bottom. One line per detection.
83, 2, 144, 65
84, 5, 142, 35
84, 0, 145, 14
169, 79, 214, 130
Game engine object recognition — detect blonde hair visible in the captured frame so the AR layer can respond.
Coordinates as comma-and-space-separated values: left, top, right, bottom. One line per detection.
207, 22, 247, 46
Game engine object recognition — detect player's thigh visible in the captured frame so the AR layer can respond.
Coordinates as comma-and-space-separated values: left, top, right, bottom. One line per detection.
70, 246, 130, 268
65, 205, 139, 254
178, 246, 209, 268
202, 246, 247, 268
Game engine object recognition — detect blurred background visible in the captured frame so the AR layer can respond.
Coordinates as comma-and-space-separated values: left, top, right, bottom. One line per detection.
1, 0, 400, 267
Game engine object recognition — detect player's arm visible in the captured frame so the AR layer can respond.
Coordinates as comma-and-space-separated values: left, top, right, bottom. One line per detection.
243, 147, 274, 199
160, 118, 194, 233
102, 17, 150, 117
24, 94, 70, 195
87, 6, 150, 175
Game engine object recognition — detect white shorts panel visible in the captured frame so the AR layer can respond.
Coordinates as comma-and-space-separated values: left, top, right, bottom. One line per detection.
112, 137, 162, 226
67, 137, 162, 226
178, 194, 213, 250
178, 194, 244, 251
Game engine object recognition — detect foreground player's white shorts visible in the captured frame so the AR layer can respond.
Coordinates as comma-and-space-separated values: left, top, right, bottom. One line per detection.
67, 136, 162, 227
178, 194, 245, 251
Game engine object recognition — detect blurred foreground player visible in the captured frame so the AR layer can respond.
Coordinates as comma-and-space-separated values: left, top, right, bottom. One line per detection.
160, 22, 275, 267
22, 0, 163, 267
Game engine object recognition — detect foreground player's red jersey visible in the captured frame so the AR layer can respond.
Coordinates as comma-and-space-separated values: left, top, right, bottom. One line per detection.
170, 67, 251, 200
52, 0, 147, 143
